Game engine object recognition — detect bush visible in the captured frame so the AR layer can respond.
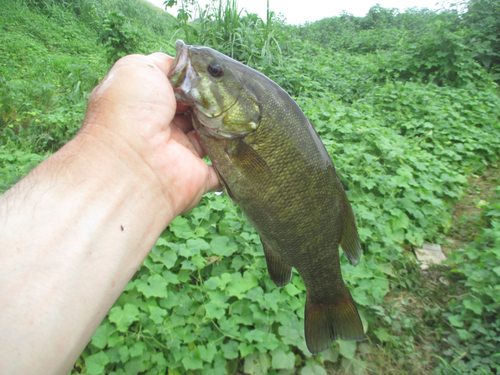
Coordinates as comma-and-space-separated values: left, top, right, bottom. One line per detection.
98, 11, 141, 65
438, 188, 500, 374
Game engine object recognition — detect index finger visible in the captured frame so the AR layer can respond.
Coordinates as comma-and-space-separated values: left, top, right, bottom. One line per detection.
149, 53, 190, 115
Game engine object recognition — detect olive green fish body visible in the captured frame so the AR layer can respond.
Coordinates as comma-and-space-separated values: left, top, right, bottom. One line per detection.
169, 40, 364, 353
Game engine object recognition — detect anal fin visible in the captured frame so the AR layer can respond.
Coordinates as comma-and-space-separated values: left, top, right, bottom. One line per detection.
261, 237, 292, 288
305, 289, 364, 354
339, 191, 362, 266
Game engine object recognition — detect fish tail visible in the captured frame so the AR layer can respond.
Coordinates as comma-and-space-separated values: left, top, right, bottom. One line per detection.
304, 289, 364, 354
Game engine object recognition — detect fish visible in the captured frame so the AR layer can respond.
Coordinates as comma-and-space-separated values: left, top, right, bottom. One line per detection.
168, 40, 364, 354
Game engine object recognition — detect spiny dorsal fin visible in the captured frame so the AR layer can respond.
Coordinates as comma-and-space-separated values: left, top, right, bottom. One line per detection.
306, 117, 362, 265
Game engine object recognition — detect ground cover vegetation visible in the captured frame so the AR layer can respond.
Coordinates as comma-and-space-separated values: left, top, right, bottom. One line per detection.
1, 0, 499, 373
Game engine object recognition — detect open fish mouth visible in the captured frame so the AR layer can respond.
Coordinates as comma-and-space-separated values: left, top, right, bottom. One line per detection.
168, 40, 189, 86
168, 40, 200, 105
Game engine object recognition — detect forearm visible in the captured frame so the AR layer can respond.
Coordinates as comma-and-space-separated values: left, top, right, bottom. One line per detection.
0, 131, 172, 375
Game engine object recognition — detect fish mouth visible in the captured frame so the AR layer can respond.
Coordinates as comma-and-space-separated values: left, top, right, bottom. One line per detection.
168, 40, 199, 105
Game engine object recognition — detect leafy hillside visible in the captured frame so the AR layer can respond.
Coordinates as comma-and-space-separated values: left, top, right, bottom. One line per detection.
1, 0, 499, 374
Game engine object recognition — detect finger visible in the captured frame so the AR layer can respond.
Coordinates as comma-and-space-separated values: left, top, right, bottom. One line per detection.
147, 52, 175, 76
169, 125, 201, 157
172, 113, 193, 134
186, 130, 207, 158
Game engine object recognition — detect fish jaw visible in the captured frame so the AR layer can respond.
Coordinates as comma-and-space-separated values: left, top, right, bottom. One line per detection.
168, 40, 200, 106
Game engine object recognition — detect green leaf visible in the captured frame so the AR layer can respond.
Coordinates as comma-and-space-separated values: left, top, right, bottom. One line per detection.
379, 263, 395, 277
209, 196, 226, 210
338, 339, 356, 359
226, 271, 259, 297
109, 303, 140, 332
492, 266, 500, 276
162, 270, 179, 285
149, 305, 167, 324
448, 315, 464, 328
135, 274, 168, 298
245, 329, 266, 343
91, 321, 115, 349
231, 255, 246, 271
204, 276, 222, 290
210, 236, 236, 257
300, 364, 327, 375
156, 249, 178, 269
284, 283, 301, 296
374, 327, 390, 342
179, 238, 210, 257
182, 350, 204, 370
152, 352, 168, 372
129, 341, 147, 357
107, 332, 123, 348
205, 300, 227, 319
199, 344, 218, 363
221, 340, 239, 359
463, 299, 482, 315
187, 238, 211, 251
278, 324, 302, 346
239, 342, 255, 357
457, 329, 474, 340
119, 345, 129, 363
321, 346, 339, 363
155, 237, 168, 246
85, 351, 110, 375
169, 216, 192, 239
191, 254, 207, 269
244, 353, 270, 375
271, 348, 295, 370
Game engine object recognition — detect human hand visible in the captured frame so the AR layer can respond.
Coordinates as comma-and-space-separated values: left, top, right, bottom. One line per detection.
0, 52, 224, 375
80, 52, 220, 217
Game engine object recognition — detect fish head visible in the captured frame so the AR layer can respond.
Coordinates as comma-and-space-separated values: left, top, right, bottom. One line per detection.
168, 40, 261, 138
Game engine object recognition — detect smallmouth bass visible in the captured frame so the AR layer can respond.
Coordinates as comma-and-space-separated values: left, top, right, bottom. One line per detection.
168, 40, 364, 354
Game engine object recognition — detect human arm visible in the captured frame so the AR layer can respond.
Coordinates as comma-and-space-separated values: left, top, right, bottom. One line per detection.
0, 53, 219, 375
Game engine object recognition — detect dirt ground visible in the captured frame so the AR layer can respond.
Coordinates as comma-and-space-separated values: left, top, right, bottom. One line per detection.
444, 167, 500, 253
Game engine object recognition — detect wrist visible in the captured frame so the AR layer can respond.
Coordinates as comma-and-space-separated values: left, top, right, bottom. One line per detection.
0, 123, 175, 374
73, 123, 176, 222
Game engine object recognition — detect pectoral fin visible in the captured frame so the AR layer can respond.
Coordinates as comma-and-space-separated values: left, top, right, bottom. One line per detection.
213, 165, 237, 204
226, 140, 271, 182
261, 237, 292, 288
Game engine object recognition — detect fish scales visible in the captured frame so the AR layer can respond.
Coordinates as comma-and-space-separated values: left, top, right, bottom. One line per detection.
168, 40, 364, 354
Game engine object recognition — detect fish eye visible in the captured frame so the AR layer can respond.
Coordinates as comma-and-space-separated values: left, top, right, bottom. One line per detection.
207, 63, 224, 77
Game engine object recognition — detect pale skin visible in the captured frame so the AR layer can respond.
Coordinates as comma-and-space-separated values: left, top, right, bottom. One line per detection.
0, 53, 220, 375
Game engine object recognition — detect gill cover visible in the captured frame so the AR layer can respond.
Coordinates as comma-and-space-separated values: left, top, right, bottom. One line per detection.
169, 40, 262, 139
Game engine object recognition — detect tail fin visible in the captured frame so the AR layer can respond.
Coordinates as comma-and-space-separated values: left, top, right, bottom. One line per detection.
304, 290, 364, 354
